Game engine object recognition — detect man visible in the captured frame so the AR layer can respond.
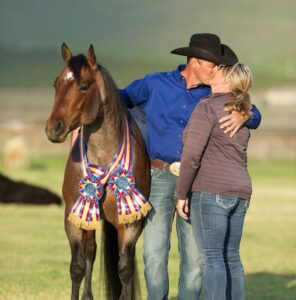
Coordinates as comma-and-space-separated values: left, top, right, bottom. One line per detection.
120, 33, 261, 300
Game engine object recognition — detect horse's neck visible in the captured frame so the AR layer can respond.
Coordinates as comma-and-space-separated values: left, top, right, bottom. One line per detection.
84, 71, 126, 168
84, 114, 124, 168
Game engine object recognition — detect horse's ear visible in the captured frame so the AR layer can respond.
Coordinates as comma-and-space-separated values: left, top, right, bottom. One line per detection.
87, 44, 97, 67
61, 43, 72, 63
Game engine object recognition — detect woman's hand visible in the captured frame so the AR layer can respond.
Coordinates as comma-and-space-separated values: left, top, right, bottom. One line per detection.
176, 199, 189, 220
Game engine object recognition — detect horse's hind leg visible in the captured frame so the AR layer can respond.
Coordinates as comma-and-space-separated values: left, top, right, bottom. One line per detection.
65, 220, 97, 300
117, 221, 144, 300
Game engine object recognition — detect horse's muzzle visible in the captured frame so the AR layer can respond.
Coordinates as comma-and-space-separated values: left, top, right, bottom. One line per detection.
45, 119, 67, 143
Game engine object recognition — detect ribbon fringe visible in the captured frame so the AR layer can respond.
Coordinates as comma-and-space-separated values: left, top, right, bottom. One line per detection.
118, 201, 152, 224
69, 201, 152, 228
68, 213, 101, 230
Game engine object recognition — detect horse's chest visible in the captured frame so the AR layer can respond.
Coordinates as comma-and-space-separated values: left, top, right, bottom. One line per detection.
101, 191, 119, 225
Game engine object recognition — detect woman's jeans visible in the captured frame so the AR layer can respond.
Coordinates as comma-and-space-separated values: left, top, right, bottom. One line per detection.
144, 167, 202, 300
190, 191, 249, 300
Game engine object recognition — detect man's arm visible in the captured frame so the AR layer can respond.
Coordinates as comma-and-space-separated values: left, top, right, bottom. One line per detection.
119, 76, 150, 109
245, 104, 261, 129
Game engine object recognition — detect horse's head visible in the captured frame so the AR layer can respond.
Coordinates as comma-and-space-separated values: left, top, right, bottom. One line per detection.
45, 43, 107, 143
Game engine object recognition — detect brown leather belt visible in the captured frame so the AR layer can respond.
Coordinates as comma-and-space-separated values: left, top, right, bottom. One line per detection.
150, 159, 171, 171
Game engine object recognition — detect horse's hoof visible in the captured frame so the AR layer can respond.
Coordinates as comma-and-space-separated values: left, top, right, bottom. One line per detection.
81, 293, 94, 300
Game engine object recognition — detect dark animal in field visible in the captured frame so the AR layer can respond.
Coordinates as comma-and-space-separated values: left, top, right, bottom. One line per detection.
45, 43, 150, 300
0, 174, 62, 205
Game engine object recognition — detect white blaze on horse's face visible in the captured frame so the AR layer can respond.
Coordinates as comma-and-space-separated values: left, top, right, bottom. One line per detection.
64, 71, 74, 81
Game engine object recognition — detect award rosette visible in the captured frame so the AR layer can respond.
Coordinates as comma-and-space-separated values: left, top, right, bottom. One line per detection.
108, 169, 135, 196
79, 175, 104, 201
108, 168, 151, 224
68, 175, 104, 230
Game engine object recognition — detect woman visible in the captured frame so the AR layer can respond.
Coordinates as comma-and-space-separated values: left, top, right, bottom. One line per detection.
176, 61, 253, 300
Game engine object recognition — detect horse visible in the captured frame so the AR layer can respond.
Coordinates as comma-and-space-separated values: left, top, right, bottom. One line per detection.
45, 43, 150, 300
0, 173, 62, 205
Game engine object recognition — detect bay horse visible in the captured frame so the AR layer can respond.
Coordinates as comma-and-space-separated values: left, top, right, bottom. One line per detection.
45, 43, 150, 300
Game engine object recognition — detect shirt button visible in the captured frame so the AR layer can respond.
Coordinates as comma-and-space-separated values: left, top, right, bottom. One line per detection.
180, 120, 183, 123
178, 134, 181, 138
177, 150, 180, 154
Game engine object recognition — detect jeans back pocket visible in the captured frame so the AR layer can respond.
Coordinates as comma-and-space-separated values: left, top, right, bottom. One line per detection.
216, 194, 238, 209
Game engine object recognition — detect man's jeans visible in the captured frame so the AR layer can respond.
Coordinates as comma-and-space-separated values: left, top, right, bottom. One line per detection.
144, 167, 202, 300
190, 192, 249, 300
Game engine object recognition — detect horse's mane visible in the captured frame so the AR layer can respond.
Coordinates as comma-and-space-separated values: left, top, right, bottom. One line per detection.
97, 63, 127, 137
97, 63, 145, 149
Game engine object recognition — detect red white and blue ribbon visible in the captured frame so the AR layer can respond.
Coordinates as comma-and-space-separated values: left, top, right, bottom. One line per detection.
68, 119, 151, 230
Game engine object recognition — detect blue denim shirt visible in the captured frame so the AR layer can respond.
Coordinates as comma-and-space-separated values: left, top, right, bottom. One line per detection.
120, 65, 261, 163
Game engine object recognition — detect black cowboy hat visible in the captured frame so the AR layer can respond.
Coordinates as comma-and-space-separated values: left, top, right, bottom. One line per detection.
218, 44, 238, 66
170, 33, 222, 65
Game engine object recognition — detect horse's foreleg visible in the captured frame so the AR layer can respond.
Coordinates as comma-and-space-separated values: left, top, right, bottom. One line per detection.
117, 221, 144, 300
65, 219, 96, 300
65, 221, 85, 300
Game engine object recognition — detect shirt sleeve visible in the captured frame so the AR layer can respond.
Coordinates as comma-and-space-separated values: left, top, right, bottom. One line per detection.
245, 104, 261, 129
119, 76, 151, 109
177, 100, 215, 199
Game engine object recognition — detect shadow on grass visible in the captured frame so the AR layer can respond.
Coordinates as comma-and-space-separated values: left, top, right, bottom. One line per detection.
246, 272, 296, 300
168, 272, 296, 300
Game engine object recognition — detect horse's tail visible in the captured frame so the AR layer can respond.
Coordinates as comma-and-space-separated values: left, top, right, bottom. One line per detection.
100, 220, 121, 300
100, 220, 141, 300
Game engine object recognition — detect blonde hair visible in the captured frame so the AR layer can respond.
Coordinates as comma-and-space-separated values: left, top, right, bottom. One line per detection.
223, 63, 253, 119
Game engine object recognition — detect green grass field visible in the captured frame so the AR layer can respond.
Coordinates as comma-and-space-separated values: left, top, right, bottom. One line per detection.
0, 157, 296, 300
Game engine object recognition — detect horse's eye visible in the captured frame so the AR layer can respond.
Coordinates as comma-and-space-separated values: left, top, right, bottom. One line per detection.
79, 83, 89, 93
